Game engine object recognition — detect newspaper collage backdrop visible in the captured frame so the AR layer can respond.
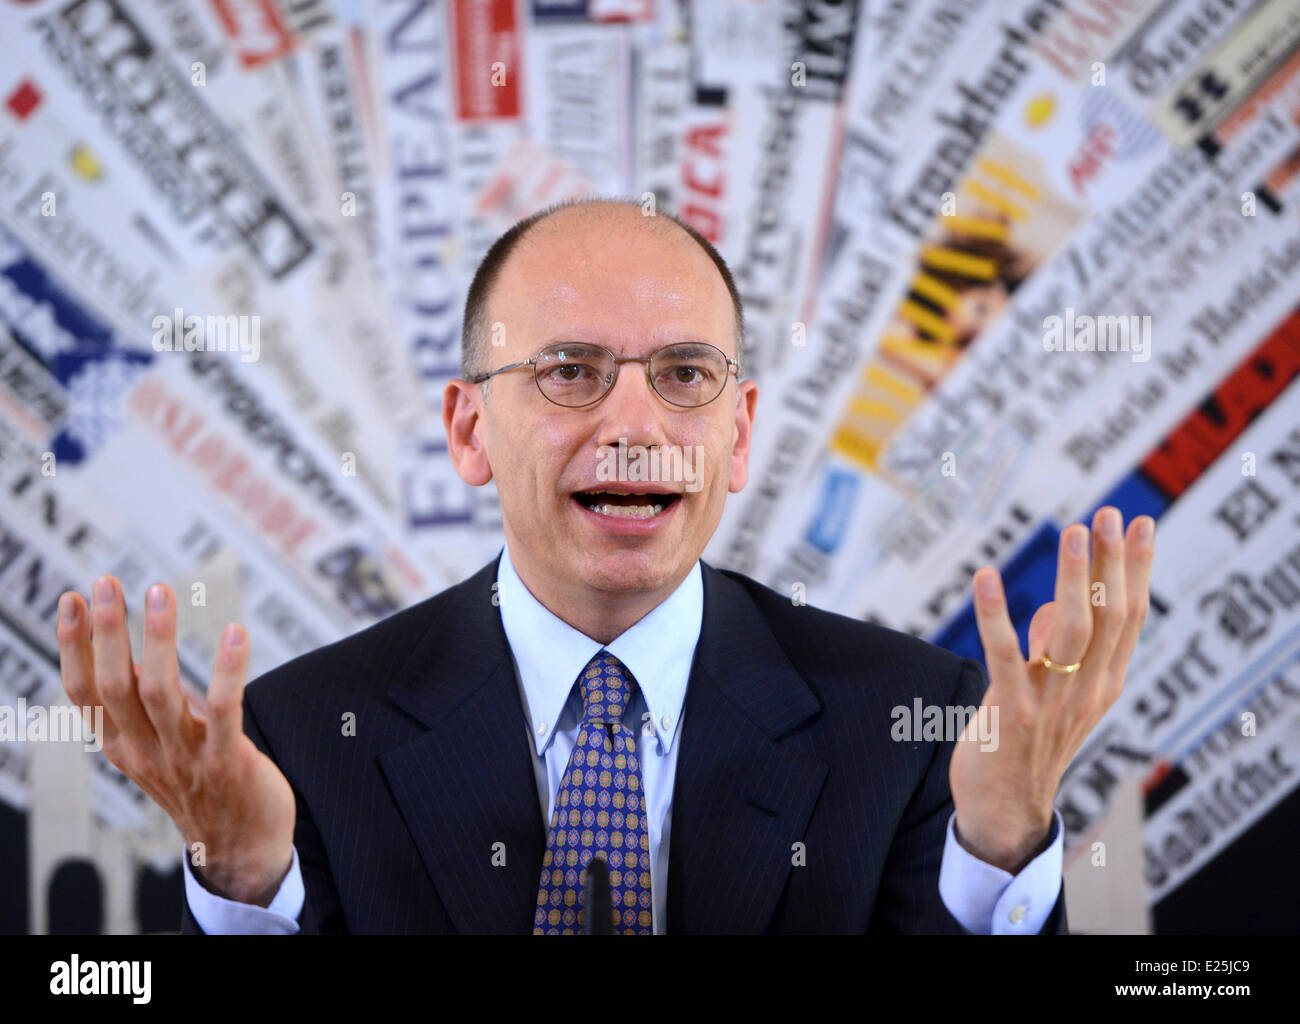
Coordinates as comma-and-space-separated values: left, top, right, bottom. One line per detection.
0, 0, 1296, 933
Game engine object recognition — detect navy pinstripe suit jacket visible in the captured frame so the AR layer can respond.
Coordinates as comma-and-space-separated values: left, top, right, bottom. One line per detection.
181, 553, 1068, 934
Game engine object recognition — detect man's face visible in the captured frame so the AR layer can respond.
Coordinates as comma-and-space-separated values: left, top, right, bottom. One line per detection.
445, 210, 758, 602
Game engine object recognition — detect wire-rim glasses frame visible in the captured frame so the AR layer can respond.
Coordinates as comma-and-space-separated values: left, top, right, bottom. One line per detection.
469, 340, 742, 408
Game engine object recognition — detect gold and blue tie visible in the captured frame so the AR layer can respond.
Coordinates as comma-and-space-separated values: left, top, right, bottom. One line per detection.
533, 651, 653, 934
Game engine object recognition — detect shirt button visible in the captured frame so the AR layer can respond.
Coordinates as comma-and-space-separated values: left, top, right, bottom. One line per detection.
536, 721, 547, 736
661, 714, 672, 730
1009, 905, 1027, 924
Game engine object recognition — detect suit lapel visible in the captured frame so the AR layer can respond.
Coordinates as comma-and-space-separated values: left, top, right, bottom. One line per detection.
378, 555, 546, 934
667, 563, 828, 933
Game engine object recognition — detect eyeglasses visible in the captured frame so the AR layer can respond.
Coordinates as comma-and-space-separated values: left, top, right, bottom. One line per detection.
469, 341, 741, 408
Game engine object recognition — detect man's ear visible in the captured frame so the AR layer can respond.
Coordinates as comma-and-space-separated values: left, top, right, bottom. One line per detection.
728, 379, 759, 493
443, 379, 493, 486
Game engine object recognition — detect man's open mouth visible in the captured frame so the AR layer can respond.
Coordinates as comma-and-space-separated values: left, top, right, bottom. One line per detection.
572, 490, 682, 520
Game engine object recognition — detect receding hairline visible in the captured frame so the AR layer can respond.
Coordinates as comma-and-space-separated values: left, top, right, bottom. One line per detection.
460, 197, 745, 381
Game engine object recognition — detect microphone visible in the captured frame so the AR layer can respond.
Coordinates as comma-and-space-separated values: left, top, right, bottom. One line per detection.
583, 856, 612, 935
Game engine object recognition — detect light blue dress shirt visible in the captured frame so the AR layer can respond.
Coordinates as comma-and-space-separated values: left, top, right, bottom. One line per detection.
184, 542, 1065, 934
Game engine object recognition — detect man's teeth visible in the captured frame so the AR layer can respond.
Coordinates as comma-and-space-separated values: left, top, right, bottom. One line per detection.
588, 501, 666, 519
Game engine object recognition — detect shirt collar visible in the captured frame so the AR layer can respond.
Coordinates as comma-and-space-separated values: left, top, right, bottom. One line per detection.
496, 542, 702, 758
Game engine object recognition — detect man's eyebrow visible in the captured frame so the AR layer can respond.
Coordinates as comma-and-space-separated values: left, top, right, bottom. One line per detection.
536, 338, 608, 356
537, 336, 720, 352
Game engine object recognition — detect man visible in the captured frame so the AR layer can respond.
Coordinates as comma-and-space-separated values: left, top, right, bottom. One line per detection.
56, 198, 1154, 934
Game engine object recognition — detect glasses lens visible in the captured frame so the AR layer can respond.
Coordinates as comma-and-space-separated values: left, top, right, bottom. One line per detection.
650, 344, 729, 406
535, 344, 614, 406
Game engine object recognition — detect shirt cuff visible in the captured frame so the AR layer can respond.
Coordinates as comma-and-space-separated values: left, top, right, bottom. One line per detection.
182, 844, 305, 934
938, 809, 1063, 934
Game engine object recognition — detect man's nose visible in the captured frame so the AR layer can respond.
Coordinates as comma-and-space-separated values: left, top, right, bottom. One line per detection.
595, 361, 665, 448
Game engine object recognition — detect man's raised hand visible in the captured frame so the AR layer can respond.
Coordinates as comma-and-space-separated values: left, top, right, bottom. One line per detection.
56, 576, 296, 907
950, 506, 1156, 874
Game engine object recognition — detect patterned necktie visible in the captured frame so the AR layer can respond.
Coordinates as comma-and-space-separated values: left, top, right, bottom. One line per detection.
533, 650, 653, 934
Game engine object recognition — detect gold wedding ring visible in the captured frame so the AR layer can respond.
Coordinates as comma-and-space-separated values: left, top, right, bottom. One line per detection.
1038, 653, 1082, 674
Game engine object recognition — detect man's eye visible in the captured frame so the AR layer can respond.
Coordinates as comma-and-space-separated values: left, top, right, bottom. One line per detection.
547, 363, 596, 382
661, 364, 707, 384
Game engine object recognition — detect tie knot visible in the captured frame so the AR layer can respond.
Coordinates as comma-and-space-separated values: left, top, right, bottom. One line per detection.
578, 651, 636, 724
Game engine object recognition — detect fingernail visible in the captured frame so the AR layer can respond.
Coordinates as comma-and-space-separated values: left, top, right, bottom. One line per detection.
60, 593, 78, 624
222, 624, 242, 650
1101, 508, 1121, 539
93, 577, 113, 605
148, 584, 166, 613
1068, 527, 1086, 557
1136, 517, 1154, 544
976, 572, 999, 600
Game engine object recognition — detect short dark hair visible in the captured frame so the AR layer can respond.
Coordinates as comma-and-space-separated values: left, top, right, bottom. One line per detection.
460, 196, 745, 381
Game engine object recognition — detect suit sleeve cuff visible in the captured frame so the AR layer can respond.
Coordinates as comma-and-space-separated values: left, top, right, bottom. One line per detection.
182, 844, 305, 934
938, 809, 1063, 934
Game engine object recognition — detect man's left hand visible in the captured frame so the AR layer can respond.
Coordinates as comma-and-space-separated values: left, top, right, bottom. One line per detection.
949, 506, 1156, 873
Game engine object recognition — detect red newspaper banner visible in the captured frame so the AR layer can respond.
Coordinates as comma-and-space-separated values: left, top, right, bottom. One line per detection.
449, 0, 522, 121
1141, 309, 1300, 501
209, 0, 295, 68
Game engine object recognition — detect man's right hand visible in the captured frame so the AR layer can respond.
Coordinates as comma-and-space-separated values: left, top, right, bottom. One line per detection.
56, 575, 296, 907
